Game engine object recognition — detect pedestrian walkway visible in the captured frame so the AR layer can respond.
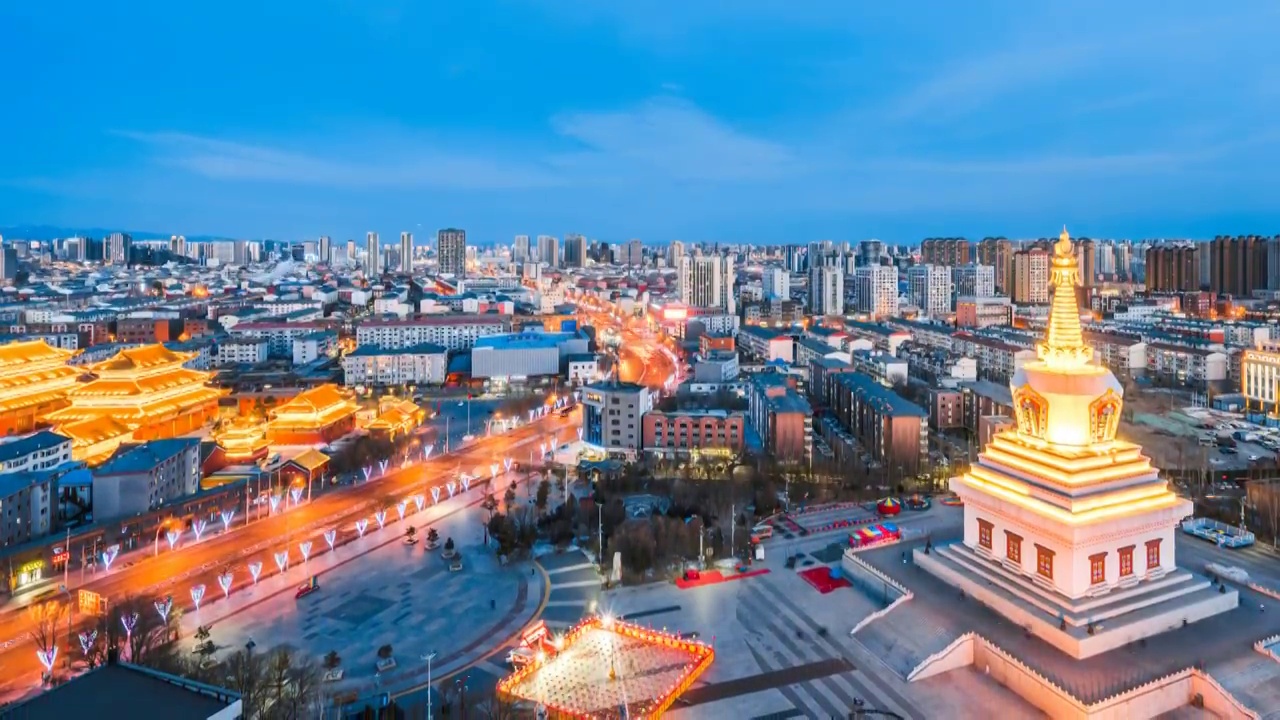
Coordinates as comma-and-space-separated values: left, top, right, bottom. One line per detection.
535, 549, 602, 630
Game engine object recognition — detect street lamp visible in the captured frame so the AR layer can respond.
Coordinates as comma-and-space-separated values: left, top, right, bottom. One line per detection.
421, 651, 438, 720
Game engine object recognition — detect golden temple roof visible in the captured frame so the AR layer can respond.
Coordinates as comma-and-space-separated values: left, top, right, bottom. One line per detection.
0, 340, 79, 369
288, 449, 331, 472
90, 344, 195, 375
58, 416, 132, 447
66, 368, 216, 398
273, 384, 355, 415
1036, 227, 1094, 371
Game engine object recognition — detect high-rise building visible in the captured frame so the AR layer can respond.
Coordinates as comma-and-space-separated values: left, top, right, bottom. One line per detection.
952, 264, 995, 299
719, 252, 737, 315
107, 232, 132, 267
762, 266, 790, 301
624, 239, 644, 266
679, 254, 727, 310
1115, 242, 1133, 281
169, 235, 187, 258
854, 264, 898, 319
1095, 241, 1116, 277
857, 240, 884, 267
784, 245, 804, 273
1076, 238, 1097, 288
400, 231, 414, 273
364, 232, 380, 276
907, 264, 952, 318
977, 237, 1014, 295
564, 235, 587, 268
347, 239, 357, 263
1209, 235, 1269, 297
921, 237, 971, 267
1144, 243, 1200, 293
319, 236, 331, 265
812, 266, 844, 316
1266, 237, 1280, 291
668, 241, 685, 269
437, 228, 466, 276
0, 245, 16, 280
1012, 249, 1050, 304
536, 235, 559, 268
514, 235, 530, 263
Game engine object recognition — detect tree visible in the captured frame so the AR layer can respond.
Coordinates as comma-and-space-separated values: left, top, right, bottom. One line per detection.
224, 649, 267, 718
444, 537, 455, 553
29, 600, 66, 679
378, 644, 393, 659
406, 526, 417, 541
536, 479, 551, 511
323, 650, 341, 670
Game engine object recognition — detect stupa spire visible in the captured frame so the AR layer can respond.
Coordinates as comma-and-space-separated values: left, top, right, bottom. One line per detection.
1036, 226, 1093, 370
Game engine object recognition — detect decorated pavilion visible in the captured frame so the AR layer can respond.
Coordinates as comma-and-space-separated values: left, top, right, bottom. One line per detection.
916, 228, 1236, 658
45, 344, 225, 464
364, 396, 425, 441
212, 417, 270, 463
265, 384, 358, 445
0, 340, 84, 435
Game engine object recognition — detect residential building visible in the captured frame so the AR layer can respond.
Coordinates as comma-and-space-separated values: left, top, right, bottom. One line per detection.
566, 353, 601, 385
921, 237, 970, 266
762, 266, 790, 301
582, 382, 653, 459
977, 237, 1013, 294
1242, 346, 1280, 414
564, 234, 587, 268
956, 296, 1012, 329
748, 373, 812, 464
1081, 330, 1147, 378
952, 264, 995, 299
214, 337, 268, 367
355, 315, 512, 351
1208, 235, 1268, 297
642, 410, 746, 459
292, 331, 339, 365
854, 264, 898, 319
107, 232, 132, 266
438, 228, 467, 276
0, 431, 73, 475
92, 438, 201, 522
1145, 243, 1200, 292
537, 235, 559, 268
907, 264, 952, 318
1145, 343, 1228, 388
1012, 248, 1050, 304
514, 235, 531, 263
738, 326, 794, 363
342, 343, 448, 387
400, 231, 414, 273
679, 254, 731, 311
1076, 238, 1097, 287
810, 264, 844, 317
828, 373, 926, 475
229, 321, 333, 358
364, 231, 380, 276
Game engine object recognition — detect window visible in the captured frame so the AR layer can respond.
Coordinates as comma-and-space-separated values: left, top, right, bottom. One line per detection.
1035, 544, 1054, 579
1089, 553, 1106, 585
1145, 539, 1161, 570
1118, 545, 1134, 577
1005, 532, 1022, 564
977, 519, 993, 550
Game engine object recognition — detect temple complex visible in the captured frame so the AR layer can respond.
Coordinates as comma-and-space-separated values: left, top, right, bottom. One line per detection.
0, 340, 84, 435
45, 344, 225, 464
917, 228, 1237, 659
212, 418, 270, 463
265, 384, 358, 445
364, 396, 425, 440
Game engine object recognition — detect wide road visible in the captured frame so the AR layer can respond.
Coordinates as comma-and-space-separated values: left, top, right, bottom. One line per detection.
578, 305, 679, 391
0, 411, 579, 699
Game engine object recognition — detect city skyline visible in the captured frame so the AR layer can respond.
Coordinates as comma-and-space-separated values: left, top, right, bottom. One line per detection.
5, 2, 1280, 243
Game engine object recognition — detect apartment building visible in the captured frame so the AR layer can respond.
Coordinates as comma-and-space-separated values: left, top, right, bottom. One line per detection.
355, 315, 512, 351
342, 342, 449, 387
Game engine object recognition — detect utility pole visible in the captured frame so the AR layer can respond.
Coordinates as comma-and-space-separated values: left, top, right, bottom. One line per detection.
598, 503, 604, 566
730, 503, 736, 559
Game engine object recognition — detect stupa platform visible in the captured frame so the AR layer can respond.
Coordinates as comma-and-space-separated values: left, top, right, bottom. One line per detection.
915, 541, 1238, 659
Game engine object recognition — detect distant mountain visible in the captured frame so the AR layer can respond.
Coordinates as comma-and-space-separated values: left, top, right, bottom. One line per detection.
0, 225, 234, 242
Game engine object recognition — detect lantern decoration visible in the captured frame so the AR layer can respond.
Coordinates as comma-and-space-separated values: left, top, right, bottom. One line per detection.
446, 481, 457, 499
413, 495, 425, 512
378, 459, 389, 476
121, 612, 139, 644
166, 530, 181, 550
36, 646, 57, 673
220, 510, 236, 532
299, 541, 313, 562
324, 529, 337, 551
362, 466, 372, 482
504, 458, 513, 473
374, 510, 387, 529
461, 475, 471, 492
101, 544, 120, 571
291, 487, 303, 505
431, 486, 441, 504
192, 519, 208, 542
274, 550, 289, 573
78, 630, 97, 658
218, 572, 234, 598
190, 584, 206, 610
249, 561, 263, 584
423, 445, 434, 461
355, 519, 369, 537
397, 501, 408, 521
490, 464, 499, 479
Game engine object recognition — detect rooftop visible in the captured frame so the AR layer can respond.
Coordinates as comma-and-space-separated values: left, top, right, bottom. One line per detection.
0, 430, 70, 465
473, 331, 580, 351
347, 342, 448, 357
95, 438, 199, 475
835, 373, 927, 418
0, 661, 239, 719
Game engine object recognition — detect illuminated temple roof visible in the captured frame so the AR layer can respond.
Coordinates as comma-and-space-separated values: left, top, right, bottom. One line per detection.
44, 343, 226, 427
953, 228, 1186, 528
0, 340, 84, 413
268, 384, 358, 427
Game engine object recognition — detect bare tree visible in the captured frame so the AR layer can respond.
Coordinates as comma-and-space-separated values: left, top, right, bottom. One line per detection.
29, 600, 66, 677
225, 649, 267, 718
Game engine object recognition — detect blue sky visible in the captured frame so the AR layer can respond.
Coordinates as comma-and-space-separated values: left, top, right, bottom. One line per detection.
4, 1, 1280, 244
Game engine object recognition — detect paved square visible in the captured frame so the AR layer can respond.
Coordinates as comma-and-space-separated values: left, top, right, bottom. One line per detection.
325, 593, 394, 625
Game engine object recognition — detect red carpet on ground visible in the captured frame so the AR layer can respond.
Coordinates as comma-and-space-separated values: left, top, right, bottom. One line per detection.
798, 567, 851, 594
675, 568, 771, 589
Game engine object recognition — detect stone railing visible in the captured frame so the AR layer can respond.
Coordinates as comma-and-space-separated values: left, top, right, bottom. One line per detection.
905, 632, 976, 681
907, 632, 1260, 719
1254, 634, 1280, 663
850, 589, 914, 635
842, 550, 910, 596
1248, 582, 1280, 601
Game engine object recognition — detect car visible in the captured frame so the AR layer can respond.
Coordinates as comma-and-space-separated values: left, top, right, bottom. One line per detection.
1219, 447, 1238, 455
1249, 454, 1262, 462
295, 577, 320, 599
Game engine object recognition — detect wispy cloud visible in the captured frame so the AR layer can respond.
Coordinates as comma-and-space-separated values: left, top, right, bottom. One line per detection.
116, 131, 564, 190
549, 97, 798, 182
